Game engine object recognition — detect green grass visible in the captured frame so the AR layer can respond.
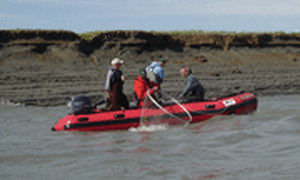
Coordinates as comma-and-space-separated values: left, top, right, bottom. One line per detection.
161, 30, 300, 36
79, 30, 250, 39
161, 30, 206, 35
159, 30, 264, 36
79, 31, 107, 40
4, 29, 298, 41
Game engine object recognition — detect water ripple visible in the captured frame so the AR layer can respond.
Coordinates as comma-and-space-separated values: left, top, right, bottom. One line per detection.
1, 95, 300, 180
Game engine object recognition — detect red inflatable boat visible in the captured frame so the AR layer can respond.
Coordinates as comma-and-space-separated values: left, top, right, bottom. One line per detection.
52, 92, 257, 132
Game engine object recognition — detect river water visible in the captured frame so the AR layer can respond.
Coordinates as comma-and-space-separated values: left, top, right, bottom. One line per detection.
1, 95, 300, 180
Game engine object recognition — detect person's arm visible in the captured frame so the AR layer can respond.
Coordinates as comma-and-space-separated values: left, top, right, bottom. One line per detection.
179, 77, 193, 98
158, 67, 164, 82
105, 90, 111, 100
104, 69, 113, 99
149, 82, 159, 94
134, 79, 143, 99
159, 68, 164, 82
153, 67, 164, 83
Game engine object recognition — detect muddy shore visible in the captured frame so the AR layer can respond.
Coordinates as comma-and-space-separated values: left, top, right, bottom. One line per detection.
0, 30, 300, 106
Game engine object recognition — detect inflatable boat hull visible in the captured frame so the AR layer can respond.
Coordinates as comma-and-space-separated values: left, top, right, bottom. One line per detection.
52, 92, 257, 132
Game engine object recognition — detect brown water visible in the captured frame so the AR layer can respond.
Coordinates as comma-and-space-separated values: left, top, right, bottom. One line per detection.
1, 95, 300, 180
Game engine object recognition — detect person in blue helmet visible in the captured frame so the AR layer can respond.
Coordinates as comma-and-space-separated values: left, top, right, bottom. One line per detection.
145, 57, 167, 85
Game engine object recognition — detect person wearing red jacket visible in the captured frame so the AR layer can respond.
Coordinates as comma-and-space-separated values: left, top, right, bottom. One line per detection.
133, 69, 159, 108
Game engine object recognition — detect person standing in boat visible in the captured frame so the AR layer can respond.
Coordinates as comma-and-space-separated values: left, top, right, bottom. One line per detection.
179, 67, 205, 102
104, 58, 129, 110
133, 69, 159, 108
145, 57, 167, 97
145, 57, 167, 85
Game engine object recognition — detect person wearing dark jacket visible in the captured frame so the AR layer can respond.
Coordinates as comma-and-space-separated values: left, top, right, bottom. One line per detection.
179, 67, 205, 102
104, 58, 129, 110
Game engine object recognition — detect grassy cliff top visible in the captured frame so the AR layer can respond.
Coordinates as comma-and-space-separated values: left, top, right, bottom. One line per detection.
2, 29, 299, 41
79, 30, 300, 40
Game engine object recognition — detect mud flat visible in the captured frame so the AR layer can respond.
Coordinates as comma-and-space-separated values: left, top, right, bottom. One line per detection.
0, 30, 300, 106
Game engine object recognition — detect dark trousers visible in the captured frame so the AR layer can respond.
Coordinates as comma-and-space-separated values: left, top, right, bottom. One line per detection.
181, 93, 205, 103
110, 82, 129, 111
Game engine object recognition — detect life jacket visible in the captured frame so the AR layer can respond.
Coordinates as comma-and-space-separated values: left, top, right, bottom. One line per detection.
110, 68, 123, 89
133, 76, 159, 107
105, 67, 123, 92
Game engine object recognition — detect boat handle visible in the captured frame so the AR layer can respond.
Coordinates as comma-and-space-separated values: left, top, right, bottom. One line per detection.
114, 114, 125, 119
78, 117, 89, 121
205, 104, 215, 109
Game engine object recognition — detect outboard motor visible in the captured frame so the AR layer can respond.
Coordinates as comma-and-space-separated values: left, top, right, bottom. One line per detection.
71, 95, 92, 115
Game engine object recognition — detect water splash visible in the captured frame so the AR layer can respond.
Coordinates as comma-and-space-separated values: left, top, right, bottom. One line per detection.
129, 124, 168, 132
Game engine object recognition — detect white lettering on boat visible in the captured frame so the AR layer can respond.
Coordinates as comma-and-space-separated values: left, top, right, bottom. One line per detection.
222, 99, 236, 107
66, 120, 71, 128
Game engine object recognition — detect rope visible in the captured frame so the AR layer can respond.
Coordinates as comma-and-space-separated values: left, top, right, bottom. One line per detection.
162, 92, 192, 124
143, 91, 192, 127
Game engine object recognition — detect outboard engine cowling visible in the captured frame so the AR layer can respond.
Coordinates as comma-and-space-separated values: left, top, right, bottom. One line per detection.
71, 95, 92, 115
